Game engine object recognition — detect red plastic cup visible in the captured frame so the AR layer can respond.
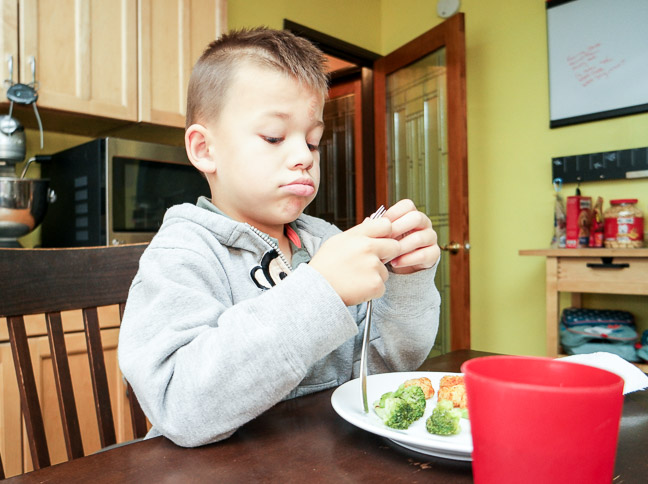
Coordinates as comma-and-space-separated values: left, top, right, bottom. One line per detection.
462, 356, 624, 484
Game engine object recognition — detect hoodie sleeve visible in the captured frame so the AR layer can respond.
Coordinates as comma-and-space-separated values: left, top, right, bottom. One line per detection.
360, 257, 441, 376
118, 244, 358, 447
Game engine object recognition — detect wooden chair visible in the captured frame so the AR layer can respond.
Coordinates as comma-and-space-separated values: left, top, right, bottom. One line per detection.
0, 244, 149, 477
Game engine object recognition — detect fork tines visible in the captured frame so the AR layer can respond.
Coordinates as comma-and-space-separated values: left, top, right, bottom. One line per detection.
371, 205, 386, 219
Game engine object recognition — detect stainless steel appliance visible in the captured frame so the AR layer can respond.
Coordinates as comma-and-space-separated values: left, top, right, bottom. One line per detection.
41, 137, 209, 247
0, 114, 55, 248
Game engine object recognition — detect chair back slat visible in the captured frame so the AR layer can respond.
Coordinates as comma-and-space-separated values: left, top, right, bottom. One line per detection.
7, 315, 51, 470
83, 307, 117, 448
127, 383, 149, 439
45, 311, 84, 460
0, 244, 149, 476
117, 301, 149, 440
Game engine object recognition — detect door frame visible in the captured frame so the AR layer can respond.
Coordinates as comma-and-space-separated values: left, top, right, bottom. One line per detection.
284, 20, 380, 217
374, 13, 470, 350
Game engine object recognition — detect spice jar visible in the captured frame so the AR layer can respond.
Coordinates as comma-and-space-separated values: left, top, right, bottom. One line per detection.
603, 199, 644, 248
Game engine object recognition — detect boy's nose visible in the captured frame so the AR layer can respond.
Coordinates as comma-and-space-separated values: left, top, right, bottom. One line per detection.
287, 140, 315, 170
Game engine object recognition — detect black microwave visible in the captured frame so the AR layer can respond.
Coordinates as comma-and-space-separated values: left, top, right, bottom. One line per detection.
41, 137, 209, 247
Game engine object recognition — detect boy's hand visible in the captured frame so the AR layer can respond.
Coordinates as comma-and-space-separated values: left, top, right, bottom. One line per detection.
309, 218, 401, 306
383, 199, 440, 275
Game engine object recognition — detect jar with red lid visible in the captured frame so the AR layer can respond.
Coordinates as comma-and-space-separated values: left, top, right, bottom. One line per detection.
603, 199, 644, 248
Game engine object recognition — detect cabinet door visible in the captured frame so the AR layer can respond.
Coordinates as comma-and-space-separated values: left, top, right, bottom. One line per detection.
138, 0, 226, 127
12, 328, 135, 474
0, 0, 18, 89
0, 341, 23, 479
19, 0, 137, 120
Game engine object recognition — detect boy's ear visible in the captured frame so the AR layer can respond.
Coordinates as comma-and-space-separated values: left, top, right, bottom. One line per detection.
185, 124, 217, 174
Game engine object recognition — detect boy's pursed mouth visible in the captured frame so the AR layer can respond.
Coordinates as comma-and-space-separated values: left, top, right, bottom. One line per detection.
281, 178, 316, 196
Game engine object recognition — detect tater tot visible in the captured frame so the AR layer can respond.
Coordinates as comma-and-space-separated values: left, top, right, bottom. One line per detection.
438, 375, 468, 410
403, 377, 435, 399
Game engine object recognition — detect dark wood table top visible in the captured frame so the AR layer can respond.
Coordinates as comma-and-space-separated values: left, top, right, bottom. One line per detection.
6, 350, 648, 483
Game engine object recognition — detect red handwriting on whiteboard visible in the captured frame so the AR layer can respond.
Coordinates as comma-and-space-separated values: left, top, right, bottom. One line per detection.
566, 43, 626, 87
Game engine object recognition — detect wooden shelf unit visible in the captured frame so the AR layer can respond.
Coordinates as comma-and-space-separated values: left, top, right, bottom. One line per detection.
520, 248, 648, 372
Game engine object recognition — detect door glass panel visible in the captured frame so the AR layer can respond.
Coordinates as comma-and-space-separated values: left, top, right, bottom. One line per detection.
386, 48, 450, 356
305, 92, 356, 230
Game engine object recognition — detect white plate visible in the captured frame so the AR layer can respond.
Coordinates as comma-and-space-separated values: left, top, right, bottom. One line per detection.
331, 371, 473, 461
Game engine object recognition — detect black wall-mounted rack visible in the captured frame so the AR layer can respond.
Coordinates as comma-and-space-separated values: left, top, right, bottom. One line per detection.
552, 146, 648, 184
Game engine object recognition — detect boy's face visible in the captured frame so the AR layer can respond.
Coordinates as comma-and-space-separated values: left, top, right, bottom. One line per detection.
205, 62, 325, 236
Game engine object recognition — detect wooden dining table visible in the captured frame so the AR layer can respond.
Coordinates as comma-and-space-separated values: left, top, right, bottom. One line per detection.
5, 349, 648, 483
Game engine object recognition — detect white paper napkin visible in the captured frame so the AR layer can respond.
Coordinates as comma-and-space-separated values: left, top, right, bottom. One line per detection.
559, 352, 648, 395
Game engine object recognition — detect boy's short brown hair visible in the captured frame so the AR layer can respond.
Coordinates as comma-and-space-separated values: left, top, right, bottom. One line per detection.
186, 27, 329, 128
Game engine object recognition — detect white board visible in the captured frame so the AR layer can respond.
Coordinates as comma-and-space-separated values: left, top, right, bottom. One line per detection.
547, 0, 648, 127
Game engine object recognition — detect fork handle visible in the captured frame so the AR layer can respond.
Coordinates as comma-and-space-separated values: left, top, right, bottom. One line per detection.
360, 300, 373, 413
359, 205, 384, 414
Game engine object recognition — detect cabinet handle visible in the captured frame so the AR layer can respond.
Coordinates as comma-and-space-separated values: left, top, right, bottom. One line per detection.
6, 54, 13, 84
586, 257, 629, 269
29, 56, 38, 89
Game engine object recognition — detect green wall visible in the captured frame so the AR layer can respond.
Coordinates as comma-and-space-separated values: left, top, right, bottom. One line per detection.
228, 0, 382, 52
223, 1, 648, 355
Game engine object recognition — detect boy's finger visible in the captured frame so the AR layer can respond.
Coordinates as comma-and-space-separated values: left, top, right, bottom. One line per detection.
374, 237, 401, 263
397, 227, 438, 255
383, 199, 417, 223
390, 210, 432, 240
391, 244, 441, 270
350, 217, 393, 238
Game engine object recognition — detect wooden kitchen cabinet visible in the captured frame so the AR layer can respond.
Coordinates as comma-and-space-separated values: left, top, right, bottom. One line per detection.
5, 0, 139, 121
0, 0, 226, 132
138, 0, 227, 127
0, 0, 18, 78
0, 308, 144, 478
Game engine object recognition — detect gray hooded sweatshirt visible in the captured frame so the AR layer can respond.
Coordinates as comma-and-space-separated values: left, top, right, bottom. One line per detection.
118, 201, 440, 447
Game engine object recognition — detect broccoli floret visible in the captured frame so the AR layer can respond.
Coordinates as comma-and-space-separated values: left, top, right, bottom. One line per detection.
373, 385, 426, 429
374, 396, 416, 429
376, 391, 394, 408
426, 400, 462, 436
393, 385, 426, 420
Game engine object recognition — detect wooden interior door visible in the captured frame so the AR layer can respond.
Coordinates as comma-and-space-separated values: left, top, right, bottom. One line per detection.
374, 13, 469, 351
304, 79, 364, 229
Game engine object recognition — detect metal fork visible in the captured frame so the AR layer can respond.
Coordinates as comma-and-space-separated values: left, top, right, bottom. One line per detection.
360, 205, 386, 413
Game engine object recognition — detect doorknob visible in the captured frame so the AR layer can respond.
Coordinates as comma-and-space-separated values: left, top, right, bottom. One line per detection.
439, 241, 469, 253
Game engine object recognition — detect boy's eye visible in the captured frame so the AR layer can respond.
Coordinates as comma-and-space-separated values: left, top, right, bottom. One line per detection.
263, 136, 283, 144
307, 143, 319, 152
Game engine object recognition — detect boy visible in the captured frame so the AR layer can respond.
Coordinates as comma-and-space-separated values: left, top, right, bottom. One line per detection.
118, 27, 441, 447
